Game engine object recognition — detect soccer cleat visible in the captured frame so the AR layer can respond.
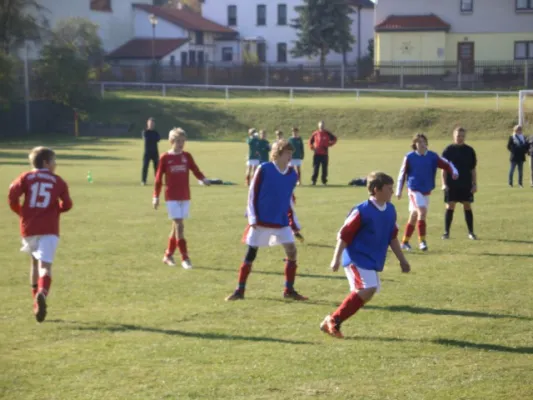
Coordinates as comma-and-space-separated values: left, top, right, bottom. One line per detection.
162, 255, 176, 266
181, 259, 193, 270
34, 292, 47, 323
294, 232, 305, 243
141, 181, 146, 186
468, 233, 477, 240
401, 242, 412, 251
225, 290, 244, 301
283, 290, 308, 301
419, 241, 428, 251
320, 315, 344, 339
441, 233, 449, 240
296, 181, 301, 186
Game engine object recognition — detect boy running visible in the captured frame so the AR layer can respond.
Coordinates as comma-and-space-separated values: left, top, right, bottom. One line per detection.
320, 172, 410, 339
225, 140, 308, 301
288, 127, 305, 185
245, 128, 259, 186
8, 147, 73, 322
153, 128, 211, 269
396, 133, 458, 251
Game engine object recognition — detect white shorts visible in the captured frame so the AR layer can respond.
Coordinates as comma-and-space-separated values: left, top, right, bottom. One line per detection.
289, 159, 302, 167
20, 235, 59, 263
166, 200, 190, 220
244, 226, 294, 247
344, 264, 380, 293
408, 190, 430, 212
247, 159, 260, 167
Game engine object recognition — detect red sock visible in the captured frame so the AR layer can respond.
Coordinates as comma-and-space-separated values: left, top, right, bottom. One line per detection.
166, 237, 177, 257
417, 220, 426, 241
177, 239, 188, 261
402, 223, 415, 243
284, 259, 297, 292
331, 292, 365, 323
237, 262, 252, 292
38, 275, 52, 297
31, 285, 38, 299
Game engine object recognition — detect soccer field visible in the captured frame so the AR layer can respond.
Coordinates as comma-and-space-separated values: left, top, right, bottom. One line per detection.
1, 138, 532, 400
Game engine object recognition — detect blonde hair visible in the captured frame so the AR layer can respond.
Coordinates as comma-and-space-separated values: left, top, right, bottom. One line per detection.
366, 171, 394, 195
248, 128, 256, 135
29, 146, 55, 169
169, 127, 186, 142
513, 125, 522, 134
270, 139, 294, 161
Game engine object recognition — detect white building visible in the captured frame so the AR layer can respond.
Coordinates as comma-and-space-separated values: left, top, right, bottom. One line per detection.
201, 0, 375, 65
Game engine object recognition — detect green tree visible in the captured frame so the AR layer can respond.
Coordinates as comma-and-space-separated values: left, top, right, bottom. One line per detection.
0, 0, 47, 54
0, 52, 18, 106
35, 18, 103, 108
291, 0, 355, 72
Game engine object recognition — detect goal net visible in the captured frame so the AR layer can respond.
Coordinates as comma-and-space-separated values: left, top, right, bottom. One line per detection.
519, 90, 532, 132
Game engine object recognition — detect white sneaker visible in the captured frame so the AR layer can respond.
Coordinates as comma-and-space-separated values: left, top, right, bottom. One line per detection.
401, 242, 412, 251
419, 241, 428, 251
181, 259, 193, 270
162, 255, 176, 266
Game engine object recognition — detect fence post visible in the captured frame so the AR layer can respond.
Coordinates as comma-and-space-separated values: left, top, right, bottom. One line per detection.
225, 86, 229, 101
400, 66, 404, 89
289, 88, 294, 102
496, 93, 500, 111
341, 63, 345, 89
424, 91, 428, 106
525, 60, 529, 88
100, 82, 105, 98
356, 90, 360, 101
23, 41, 31, 133
458, 60, 462, 90
205, 63, 209, 86
265, 64, 270, 87
162, 84, 166, 97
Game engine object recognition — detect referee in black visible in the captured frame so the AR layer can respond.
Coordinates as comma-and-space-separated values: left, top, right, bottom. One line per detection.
441, 126, 478, 240
141, 117, 160, 185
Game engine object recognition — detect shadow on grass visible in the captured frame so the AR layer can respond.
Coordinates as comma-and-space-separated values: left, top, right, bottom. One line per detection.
0, 151, 126, 161
306, 243, 335, 249
349, 336, 533, 354
479, 252, 533, 258
52, 320, 311, 345
487, 239, 533, 245
196, 265, 346, 281
365, 304, 532, 321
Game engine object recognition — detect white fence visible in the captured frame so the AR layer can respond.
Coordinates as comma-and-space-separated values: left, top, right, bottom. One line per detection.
92, 81, 521, 113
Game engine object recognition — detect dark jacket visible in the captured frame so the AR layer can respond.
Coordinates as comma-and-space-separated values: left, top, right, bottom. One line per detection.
507, 135, 528, 163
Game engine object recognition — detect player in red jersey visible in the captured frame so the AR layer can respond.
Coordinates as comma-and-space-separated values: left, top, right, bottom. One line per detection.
153, 128, 210, 269
8, 147, 73, 323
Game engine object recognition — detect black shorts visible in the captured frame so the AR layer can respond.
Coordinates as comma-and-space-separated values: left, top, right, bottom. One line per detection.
444, 186, 474, 203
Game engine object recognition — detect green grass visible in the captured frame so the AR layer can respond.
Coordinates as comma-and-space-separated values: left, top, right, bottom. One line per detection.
1, 138, 532, 400
82, 91, 525, 141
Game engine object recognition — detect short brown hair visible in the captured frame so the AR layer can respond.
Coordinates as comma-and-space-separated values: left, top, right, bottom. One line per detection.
275, 130, 283, 136
367, 171, 394, 195
29, 146, 55, 169
411, 133, 428, 150
454, 126, 465, 134
292, 127, 299, 132
270, 139, 294, 161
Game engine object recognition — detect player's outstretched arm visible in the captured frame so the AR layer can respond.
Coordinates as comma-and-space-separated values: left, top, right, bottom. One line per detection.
153, 154, 165, 210
395, 157, 408, 199
390, 238, 410, 273
330, 239, 347, 272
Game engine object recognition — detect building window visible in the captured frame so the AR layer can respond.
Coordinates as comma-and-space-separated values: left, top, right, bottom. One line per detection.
278, 4, 287, 25
516, 0, 533, 10
90, 0, 111, 12
228, 5, 237, 26
515, 41, 533, 59
277, 43, 287, 63
181, 52, 188, 66
198, 51, 205, 66
460, 0, 473, 12
257, 42, 266, 62
189, 50, 196, 66
222, 47, 233, 62
257, 4, 266, 26
195, 31, 204, 45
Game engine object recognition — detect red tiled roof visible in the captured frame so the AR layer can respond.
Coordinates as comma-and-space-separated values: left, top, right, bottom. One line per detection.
375, 14, 450, 32
106, 38, 188, 59
133, 3, 236, 34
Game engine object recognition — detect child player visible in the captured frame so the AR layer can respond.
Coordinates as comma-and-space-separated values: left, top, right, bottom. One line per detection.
245, 128, 259, 186
320, 172, 410, 339
288, 127, 304, 185
275, 130, 284, 142
257, 130, 271, 164
8, 147, 73, 323
396, 133, 458, 251
225, 140, 308, 301
153, 128, 211, 269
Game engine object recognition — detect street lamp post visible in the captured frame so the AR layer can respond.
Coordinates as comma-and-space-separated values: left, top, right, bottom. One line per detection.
149, 14, 158, 64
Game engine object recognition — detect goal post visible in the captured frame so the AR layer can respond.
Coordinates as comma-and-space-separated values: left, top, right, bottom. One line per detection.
519, 90, 532, 129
